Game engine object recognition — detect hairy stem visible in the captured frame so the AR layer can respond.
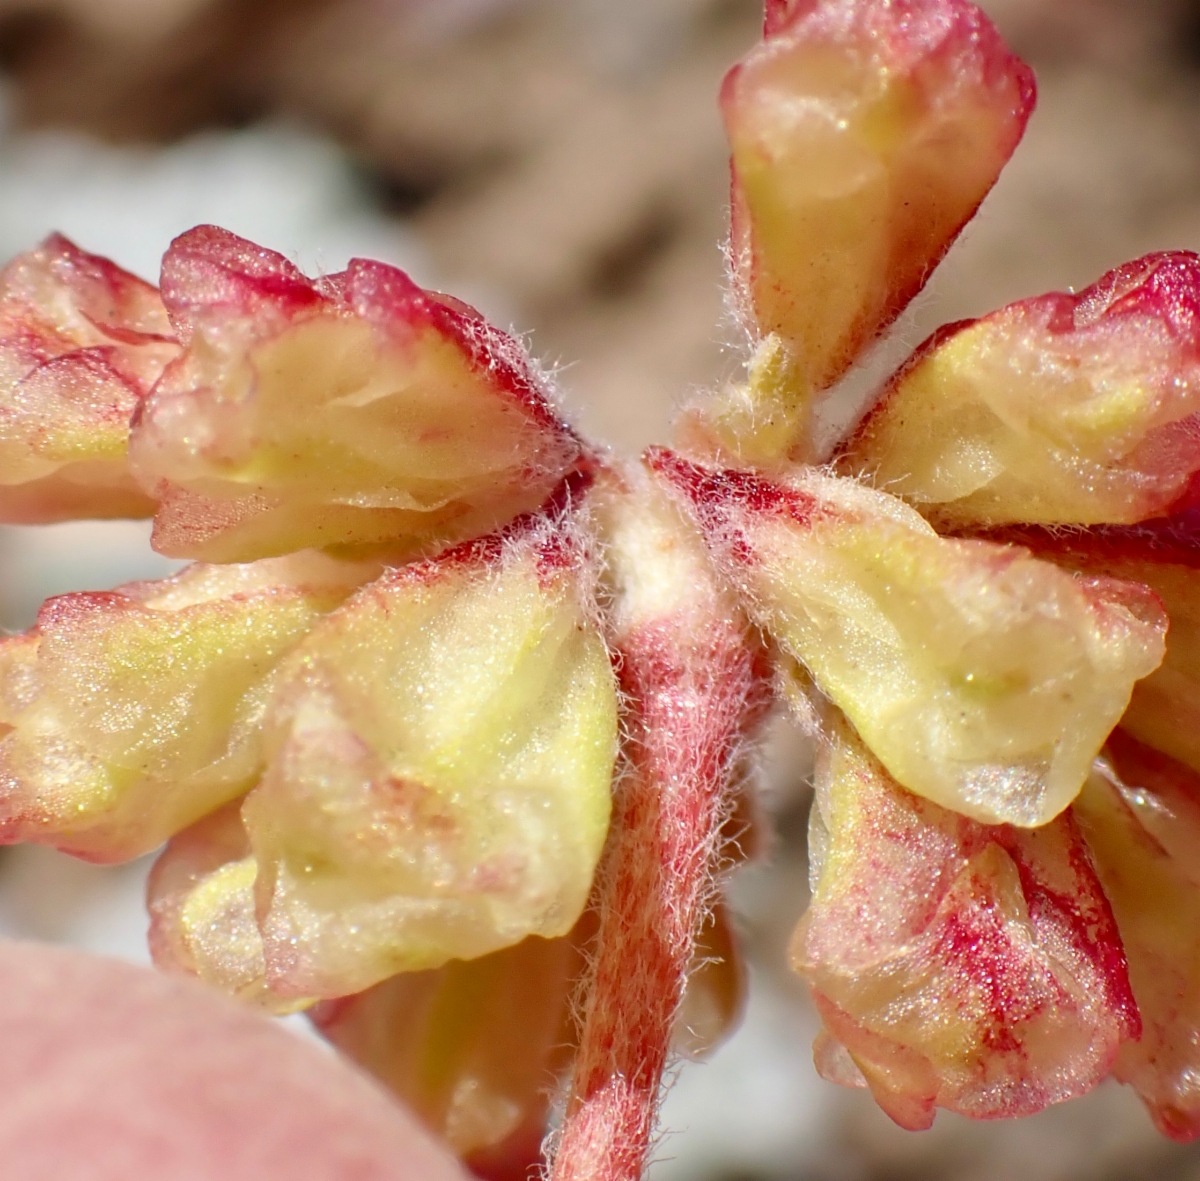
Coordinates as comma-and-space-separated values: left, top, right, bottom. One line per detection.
551, 574, 764, 1181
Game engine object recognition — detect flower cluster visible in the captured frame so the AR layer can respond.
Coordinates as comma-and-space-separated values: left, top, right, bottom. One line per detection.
3, 1, 1200, 1178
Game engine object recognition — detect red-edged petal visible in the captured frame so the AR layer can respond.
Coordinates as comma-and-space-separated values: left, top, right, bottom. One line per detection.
723, 0, 1033, 393
131, 226, 586, 562
650, 448, 1165, 827
0, 552, 380, 862
841, 253, 1200, 528
0, 234, 179, 522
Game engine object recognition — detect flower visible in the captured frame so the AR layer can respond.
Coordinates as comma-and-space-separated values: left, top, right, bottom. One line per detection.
3, 0, 1200, 1177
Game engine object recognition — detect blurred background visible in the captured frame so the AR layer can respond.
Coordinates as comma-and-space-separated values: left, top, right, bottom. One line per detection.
3, 0, 1200, 1177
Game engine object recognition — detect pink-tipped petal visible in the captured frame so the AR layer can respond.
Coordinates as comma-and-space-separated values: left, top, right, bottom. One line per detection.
650, 449, 1166, 826
842, 253, 1200, 527
797, 715, 1138, 1128
132, 226, 585, 562
0, 234, 179, 522
723, 0, 1033, 394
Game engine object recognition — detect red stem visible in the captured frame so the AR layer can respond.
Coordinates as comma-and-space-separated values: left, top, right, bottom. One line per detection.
550, 616, 765, 1181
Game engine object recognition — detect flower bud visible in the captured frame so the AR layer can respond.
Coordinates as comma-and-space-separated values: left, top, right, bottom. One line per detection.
0, 552, 380, 862
841, 253, 1200, 528
722, 0, 1033, 397
131, 226, 585, 562
243, 508, 618, 998
796, 715, 1138, 1129
311, 930, 584, 1162
1077, 734, 1200, 1142
0, 234, 178, 521
650, 449, 1166, 826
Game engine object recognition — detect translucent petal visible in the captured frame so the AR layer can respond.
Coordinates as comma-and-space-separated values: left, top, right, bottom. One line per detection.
650, 449, 1166, 825
243, 509, 619, 997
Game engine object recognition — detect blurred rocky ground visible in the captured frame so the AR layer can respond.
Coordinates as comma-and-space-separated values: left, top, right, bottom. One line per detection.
2, 1, 1200, 1178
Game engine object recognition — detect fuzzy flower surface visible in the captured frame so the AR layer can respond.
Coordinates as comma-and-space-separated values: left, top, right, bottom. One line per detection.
3, 1, 1200, 1178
